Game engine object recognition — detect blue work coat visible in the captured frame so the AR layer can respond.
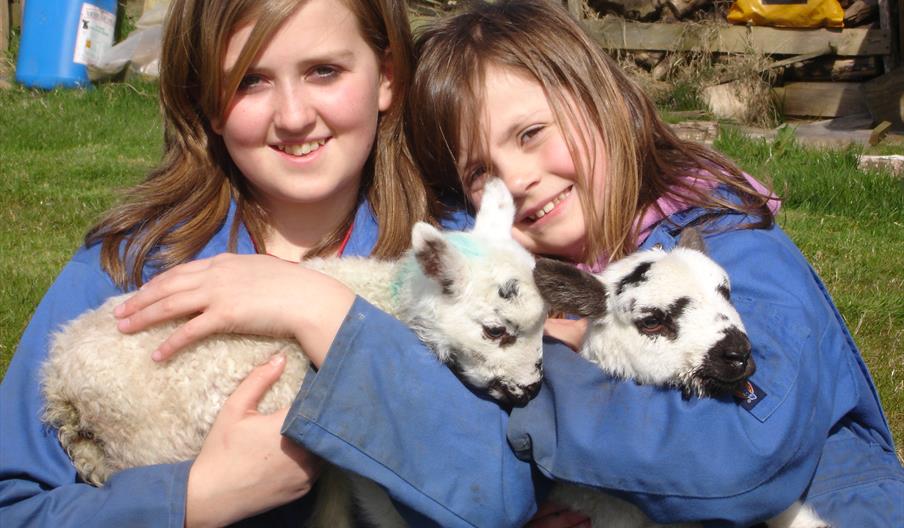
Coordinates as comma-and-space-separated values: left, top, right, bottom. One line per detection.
283, 203, 904, 527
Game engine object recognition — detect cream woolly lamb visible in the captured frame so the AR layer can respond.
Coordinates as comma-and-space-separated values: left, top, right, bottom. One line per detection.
532, 229, 828, 528
41, 179, 546, 527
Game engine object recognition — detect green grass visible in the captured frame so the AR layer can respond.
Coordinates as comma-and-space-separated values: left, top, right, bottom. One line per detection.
715, 129, 904, 454
658, 81, 706, 113
0, 83, 902, 455
0, 81, 161, 370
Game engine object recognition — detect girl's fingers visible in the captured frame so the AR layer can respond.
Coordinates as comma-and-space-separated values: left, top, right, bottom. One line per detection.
533, 501, 568, 517
117, 289, 208, 334
115, 260, 214, 318
151, 311, 226, 361
221, 353, 287, 417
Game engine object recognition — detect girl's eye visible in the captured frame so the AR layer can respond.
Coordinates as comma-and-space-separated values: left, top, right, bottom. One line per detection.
519, 125, 544, 145
237, 74, 265, 91
309, 65, 339, 80
465, 164, 489, 188
482, 325, 508, 340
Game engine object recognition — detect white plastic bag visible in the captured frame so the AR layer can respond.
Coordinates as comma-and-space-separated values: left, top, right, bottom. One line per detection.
88, 3, 168, 80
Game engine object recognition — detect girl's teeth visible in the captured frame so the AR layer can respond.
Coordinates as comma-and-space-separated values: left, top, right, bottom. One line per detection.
528, 189, 570, 221
278, 140, 326, 156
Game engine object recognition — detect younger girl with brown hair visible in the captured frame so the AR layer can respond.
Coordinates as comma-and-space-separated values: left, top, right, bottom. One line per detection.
240, 0, 902, 526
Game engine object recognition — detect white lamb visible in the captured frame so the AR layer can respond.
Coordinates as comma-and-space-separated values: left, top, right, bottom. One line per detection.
41, 178, 546, 527
531, 229, 828, 528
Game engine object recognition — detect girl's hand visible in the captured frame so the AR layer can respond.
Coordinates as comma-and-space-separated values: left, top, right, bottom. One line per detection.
524, 500, 591, 528
114, 253, 355, 366
185, 354, 324, 527
543, 318, 588, 352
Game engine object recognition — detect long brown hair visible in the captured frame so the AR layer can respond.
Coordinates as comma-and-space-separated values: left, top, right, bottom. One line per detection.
408, 0, 773, 264
87, 0, 438, 288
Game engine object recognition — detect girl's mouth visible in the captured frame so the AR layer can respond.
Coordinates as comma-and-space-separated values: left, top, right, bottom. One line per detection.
274, 138, 328, 157
525, 186, 572, 223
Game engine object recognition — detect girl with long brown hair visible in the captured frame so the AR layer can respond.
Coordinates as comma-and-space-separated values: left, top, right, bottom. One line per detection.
0, 0, 461, 525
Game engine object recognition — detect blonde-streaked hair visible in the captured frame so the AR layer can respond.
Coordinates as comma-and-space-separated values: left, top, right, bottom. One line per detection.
87, 0, 437, 288
408, 0, 773, 264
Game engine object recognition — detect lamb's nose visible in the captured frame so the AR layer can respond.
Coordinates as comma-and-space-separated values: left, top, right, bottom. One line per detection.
714, 327, 755, 377
723, 345, 750, 365
524, 380, 542, 400
719, 328, 750, 359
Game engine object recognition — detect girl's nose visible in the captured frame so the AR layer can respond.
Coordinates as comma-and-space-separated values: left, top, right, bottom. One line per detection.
273, 85, 315, 132
497, 160, 540, 198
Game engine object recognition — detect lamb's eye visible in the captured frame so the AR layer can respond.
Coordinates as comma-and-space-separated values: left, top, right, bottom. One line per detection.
482, 325, 508, 340
638, 315, 664, 334
717, 283, 731, 301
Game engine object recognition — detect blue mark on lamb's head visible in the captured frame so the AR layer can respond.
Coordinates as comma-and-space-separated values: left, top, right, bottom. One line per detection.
445, 233, 486, 260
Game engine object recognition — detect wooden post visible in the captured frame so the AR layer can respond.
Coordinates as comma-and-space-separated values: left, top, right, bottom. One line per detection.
1, 0, 9, 86
877, 0, 893, 71
899, 0, 904, 68
1, 1, 8, 53
10, 1, 21, 32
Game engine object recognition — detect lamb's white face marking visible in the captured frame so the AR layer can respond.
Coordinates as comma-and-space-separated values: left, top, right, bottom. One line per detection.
534, 229, 754, 398
404, 179, 545, 406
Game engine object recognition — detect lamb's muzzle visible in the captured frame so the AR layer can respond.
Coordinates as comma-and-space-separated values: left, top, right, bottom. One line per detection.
697, 326, 756, 395
488, 369, 543, 407
714, 326, 756, 378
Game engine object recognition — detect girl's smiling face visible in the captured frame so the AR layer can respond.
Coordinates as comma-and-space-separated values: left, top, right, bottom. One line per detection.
215, 0, 392, 243
461, 66, 606, 262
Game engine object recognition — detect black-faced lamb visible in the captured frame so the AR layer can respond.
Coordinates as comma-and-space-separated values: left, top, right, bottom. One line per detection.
41, 178, 545, 528
532, 229, 828, 528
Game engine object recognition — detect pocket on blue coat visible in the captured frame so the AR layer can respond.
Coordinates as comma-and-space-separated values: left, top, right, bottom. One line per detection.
732, 296, 811, 423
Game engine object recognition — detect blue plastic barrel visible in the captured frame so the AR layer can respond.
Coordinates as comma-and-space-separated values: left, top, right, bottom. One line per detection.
16, 0, 118, 89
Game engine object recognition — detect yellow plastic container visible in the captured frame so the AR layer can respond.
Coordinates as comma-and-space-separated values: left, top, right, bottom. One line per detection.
727, 0, 844, 29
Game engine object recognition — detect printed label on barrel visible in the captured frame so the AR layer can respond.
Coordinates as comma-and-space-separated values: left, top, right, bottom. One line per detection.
73, 3, 116, 66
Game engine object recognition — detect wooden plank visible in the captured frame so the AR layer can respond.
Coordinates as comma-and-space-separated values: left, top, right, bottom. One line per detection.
784, 56, 881, 82
671, 120, 720, 144
778, 82, 869, 117
10, 1, 21, 32
869, 121, 892, 145
581, 17, 891, 57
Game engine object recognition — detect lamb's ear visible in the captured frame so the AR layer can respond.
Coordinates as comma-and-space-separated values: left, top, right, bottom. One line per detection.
533, 258, 608, 318
472, 178, 515, 240
412, 222, 467, 296
677, 227, 707, 254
